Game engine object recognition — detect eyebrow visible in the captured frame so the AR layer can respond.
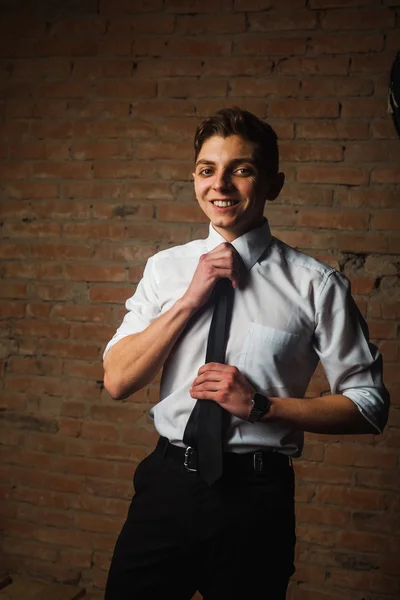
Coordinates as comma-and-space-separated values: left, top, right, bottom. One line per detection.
195, 157, 257, 168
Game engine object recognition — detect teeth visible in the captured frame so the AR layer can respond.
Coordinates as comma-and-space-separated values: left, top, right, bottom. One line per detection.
213, 200, 236, 207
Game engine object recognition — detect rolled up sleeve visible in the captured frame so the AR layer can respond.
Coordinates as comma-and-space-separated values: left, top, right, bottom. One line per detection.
103, 256, 161, 359
314, 271, 390, 433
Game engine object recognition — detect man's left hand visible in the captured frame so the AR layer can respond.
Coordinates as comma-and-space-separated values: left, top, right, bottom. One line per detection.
190, 363, 256, 420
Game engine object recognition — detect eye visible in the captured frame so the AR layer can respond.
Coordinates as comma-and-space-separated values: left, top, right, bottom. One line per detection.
199, 168, 213, 176
234, 167, 253, 176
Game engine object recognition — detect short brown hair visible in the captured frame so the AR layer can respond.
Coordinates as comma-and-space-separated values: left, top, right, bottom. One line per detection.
194, 107, 279, 173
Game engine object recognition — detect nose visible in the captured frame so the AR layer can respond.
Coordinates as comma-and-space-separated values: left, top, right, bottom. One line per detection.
212, 169, 232, 192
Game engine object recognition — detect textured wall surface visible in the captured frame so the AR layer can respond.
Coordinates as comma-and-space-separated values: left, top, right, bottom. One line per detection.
0, 0, 399, 598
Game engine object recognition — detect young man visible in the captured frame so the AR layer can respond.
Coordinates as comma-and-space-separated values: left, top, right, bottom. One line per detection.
103, 108, 389, 600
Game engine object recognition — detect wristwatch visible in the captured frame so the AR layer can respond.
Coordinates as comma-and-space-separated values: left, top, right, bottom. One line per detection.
246, 393, 271, 423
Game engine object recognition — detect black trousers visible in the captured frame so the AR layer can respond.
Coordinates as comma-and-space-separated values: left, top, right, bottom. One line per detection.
105, 439, 296, 600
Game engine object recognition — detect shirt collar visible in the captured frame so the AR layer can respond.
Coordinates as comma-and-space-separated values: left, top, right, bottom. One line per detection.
205, 219, 272, 271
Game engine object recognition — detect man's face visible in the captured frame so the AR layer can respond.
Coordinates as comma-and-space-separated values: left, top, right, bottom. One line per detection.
193, 135, 273, 242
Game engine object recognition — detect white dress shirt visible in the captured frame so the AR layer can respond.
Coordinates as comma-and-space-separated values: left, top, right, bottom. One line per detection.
104, 220, 389, 456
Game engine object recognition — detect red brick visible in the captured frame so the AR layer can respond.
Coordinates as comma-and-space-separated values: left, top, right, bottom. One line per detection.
235, 36, 307, 56
93, 243, 156, 263
3, 221, 61, 237
341, 97, 388, 119
337, 232, 398, 255
72, 58, 133, 79
30, 242, 92, 260
26, 303, 51, 319
4, 181, 59, 199
0, 281, 28, 299
337, 530, 400, 554
49, 17, 107, 37
7, 356, 62, 377
133, 36, 232, 58
321, 8, 395, 29
325, 443, 397, 468
234, 0, 305, 9
109, 15, 175, 35
40, 339, 103, 360
0, 300, 25, 319
277, 56, 349, 76
2, 538, 58, 562
280, 142, 343, 162
3, 261, 63, 280
298, 209, 368, 230
92, 160, 155, 179
295, 524, 336, 547
278, 185, 333, 206
345, 141, 398, 163
176, 13, 245, 34
135, 140, 190, 160
229, 77, 300, 98
0, 162, 31, 179
299, 504, 351, 528
31, 161, 93, 179
34, 38, 98, 58
63, 222, 127, 240
89, 285, 134, 304
70, 322, 115, 342
302, 77, 373, 97
258, 203, 296, 227
30, 120, 91, 139
157, 204, 207, 223
159, 78, 228, 99
11, 320, 70, 339
126, 222, 191, 244
127, 266, 145, 283
37, 81, 93, 99
52, 305, 113, 324
336, 189, 399, 209
371, 167, 400, 184
309, 33, 384, 54
70, 140, 132, 161
58, 548, 93, 569
65, 264, 126, 282
348, 276, 376, 295
34, 284, 72, 302
165, 0, 232, 11
317, 484, 388, 510
91, 119, 155, 139
130, 99, 197, 118
62, 360, 103, 380
95, 79, 157, 98
248, 10, 316, 31
357, 467, 400, 492
268, 99, 339, 118
371, 212, 400, 231
297, 166, 368, 185
371, 120, 399, 140
310, 0, 379, 6
277, 229, 336, 251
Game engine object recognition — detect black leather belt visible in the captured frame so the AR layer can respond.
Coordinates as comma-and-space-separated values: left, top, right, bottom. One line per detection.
156, 437, 292, 475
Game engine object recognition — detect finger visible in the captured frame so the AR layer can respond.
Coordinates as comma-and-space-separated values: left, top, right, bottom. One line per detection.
192, 372, 225, 387
190, 389, 220, 402
198, 363, 236, 375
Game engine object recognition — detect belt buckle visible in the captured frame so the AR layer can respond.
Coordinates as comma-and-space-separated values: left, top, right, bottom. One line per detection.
184, 447, 197, 472
253, 451, 263, 473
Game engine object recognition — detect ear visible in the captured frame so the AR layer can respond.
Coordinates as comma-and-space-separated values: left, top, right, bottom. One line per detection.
266, 172, 285, 202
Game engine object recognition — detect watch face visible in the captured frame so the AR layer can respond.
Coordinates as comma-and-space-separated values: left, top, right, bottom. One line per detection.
253, 393, 271, 413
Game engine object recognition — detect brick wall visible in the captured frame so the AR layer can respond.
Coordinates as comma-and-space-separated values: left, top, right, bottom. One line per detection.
0, 0, 399, 597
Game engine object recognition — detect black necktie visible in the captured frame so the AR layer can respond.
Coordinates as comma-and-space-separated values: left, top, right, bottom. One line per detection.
183, 277, 234, 485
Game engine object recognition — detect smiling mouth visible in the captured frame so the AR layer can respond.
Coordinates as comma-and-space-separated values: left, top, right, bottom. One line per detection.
211, 199, 240, 207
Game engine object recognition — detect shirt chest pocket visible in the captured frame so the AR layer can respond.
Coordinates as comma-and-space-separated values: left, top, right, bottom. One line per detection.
238, 322, 300, 373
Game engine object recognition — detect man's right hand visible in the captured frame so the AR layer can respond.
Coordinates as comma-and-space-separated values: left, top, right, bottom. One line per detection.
180, 243, 240, 311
